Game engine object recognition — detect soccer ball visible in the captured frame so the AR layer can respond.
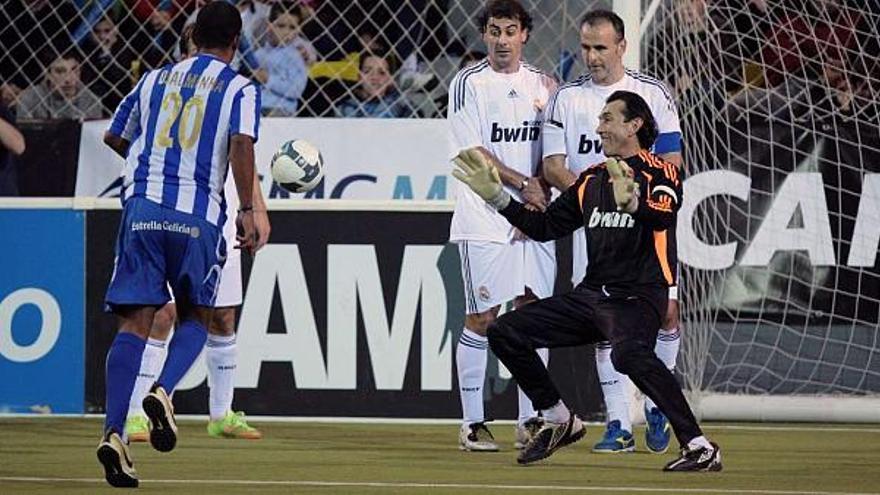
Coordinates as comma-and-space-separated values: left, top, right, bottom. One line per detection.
270, 139, 324, 193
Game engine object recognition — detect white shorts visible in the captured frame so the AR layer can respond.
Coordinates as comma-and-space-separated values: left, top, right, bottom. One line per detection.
167, 216, 243, 307
457, 239, 556, 315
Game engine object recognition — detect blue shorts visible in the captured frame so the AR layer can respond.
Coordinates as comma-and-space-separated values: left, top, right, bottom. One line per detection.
105, 197, 226, 312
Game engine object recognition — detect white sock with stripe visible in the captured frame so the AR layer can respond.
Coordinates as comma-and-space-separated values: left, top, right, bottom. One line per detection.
645, 327, 681, 412
128, 337, 167, 417
456, 328, 487, 426
206, 333, 237, 421
596, 343, 632, 432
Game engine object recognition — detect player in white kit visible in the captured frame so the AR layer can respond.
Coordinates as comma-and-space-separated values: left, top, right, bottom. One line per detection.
123, 26, 270, 443
448, 0, 558, 451
542, 10, 683, 454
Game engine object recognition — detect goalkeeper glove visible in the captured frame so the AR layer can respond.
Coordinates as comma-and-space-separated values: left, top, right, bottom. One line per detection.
452, 148, 511, 210
605, 157, 639, 213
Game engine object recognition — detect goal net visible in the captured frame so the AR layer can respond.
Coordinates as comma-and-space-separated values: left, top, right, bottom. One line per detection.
642, 0, 880, 421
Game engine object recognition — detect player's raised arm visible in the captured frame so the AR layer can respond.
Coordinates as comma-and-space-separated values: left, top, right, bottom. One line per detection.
453, 148, 582, 241
448, 67, 547, 210
631, 151, 682, 231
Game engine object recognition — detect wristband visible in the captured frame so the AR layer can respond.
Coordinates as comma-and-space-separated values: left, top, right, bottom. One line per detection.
518, 178, 529, 191
238, 206, 254, 212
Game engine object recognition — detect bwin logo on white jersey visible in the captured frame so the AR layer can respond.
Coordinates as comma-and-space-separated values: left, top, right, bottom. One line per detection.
490, 121, 541, 143
588, 207, 635, 228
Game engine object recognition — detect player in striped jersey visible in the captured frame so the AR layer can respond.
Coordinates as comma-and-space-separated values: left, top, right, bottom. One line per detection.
542, 10, 682, 454
448, 0, 557, 452
122, 21, 268, 446
95, 3, 260, 487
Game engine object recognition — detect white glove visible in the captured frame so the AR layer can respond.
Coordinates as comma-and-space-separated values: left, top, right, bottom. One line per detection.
452, 148, 510, 210
606, 158, 639, 213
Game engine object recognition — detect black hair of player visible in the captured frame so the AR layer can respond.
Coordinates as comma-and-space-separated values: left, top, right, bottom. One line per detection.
269, 1, 305, 23
477, 0, 533, 34
581, 10, 625, 42
192, 2, 241, 50
607, 90, 658, 149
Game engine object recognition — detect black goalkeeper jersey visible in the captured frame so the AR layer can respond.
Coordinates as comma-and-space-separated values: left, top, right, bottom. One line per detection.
499, 150, 681, 294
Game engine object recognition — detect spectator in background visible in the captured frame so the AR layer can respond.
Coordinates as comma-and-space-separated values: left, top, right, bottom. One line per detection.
0, 0, 80, 102
17, 50, 103, 121
253, 2, 310, 116
334, 51, 412, 118
81, 16, 142, 116
120, 0, 196, 60
0, 101, 26, 196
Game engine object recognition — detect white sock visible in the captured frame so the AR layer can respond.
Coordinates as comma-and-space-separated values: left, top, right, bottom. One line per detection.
456, 328, 487, 426
687, 435, 713, 451
645, 327, 681, 412
206, 333, 237, 420
541, 400, 571, 424
596, 343, 632, 432
128, 338, 167, 417
517, 347, 549, 425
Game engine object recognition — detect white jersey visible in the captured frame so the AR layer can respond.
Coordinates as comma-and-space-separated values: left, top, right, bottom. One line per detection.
543, 69, 681, 174
448, 59, 552, 242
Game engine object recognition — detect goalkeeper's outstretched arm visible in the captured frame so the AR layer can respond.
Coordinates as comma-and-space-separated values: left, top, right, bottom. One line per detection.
452, 148, 583, 242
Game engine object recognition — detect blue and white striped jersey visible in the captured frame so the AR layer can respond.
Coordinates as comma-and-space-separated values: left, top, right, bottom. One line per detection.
108, 54, 261, 227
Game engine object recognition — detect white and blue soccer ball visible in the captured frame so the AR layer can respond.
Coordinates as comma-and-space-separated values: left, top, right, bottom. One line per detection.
270, 139, 324, 193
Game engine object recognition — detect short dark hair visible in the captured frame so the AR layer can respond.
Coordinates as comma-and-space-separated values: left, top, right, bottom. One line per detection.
192, 2, 241, 50
581, 10, 625, 41
606, 90, 658, 149
359, 49, 399, 74
269, 1, 305, 23
39, 47, 81, 69
477, 0, 533, 34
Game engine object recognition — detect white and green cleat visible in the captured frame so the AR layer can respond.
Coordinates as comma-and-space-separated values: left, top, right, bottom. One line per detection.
124, 415, 150, 443
207, 411, 263, 440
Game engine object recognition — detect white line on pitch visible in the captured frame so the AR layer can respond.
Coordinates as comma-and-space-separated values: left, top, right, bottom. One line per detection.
0, 477, 877, 495
3, 414, 880, 433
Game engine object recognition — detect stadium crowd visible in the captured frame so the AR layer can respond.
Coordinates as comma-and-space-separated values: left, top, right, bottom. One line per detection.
0, 0, 876, 195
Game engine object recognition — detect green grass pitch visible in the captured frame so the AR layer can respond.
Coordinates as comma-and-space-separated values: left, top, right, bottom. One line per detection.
1, 418, 879, 494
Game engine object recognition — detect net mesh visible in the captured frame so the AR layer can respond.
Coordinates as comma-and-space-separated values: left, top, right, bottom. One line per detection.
2, 0, 878, 403
0, 0, 607, 120
642, 0, 880, 398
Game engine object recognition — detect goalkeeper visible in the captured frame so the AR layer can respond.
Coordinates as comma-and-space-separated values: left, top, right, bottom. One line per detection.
452, 90, 721, 472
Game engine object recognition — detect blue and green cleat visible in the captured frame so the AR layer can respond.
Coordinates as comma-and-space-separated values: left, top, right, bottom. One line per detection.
645, 407, 672, 453
592, 420, 635, 453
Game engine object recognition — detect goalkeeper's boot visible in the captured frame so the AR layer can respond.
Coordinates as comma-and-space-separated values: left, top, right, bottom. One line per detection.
514, 416, 544, 450
645, 407, 672, 453
459, 422, 499, 452
96, 429, 138, 488
664, 441, 722, 472
142, 384, 178, 453
517, 414, 586, 465
124, 415, 149, 443
592, 420, 635, 453
207, 411, 263, 439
